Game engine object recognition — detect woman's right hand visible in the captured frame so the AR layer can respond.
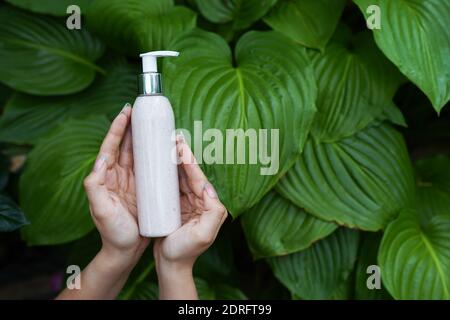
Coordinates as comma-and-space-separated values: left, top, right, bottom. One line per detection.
153, 136, 228, 299
153, 136, 228, 268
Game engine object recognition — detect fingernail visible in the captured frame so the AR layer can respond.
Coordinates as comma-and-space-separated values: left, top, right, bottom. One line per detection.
204, 182, 217, 199
120, 103, 131, 115
177, 131, 185, 143
94, 154, 108, 172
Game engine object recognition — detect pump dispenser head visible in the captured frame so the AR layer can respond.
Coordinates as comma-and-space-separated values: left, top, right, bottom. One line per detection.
138, 51, 180, 95
140, 51, 179, 73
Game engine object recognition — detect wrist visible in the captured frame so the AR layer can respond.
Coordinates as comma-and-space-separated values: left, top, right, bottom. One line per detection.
155, 257, 194, 278
98, 246, 141, 274
100, 238, 149, 271
156, 261, 197, 300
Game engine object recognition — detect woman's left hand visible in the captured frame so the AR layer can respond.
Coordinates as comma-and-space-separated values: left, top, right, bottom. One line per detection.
57, 104, 149, 300
83, 104, 149, 263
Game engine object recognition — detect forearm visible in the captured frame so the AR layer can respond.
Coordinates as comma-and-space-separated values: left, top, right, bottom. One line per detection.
56, 248, 137, 300
156, 261, 198, 300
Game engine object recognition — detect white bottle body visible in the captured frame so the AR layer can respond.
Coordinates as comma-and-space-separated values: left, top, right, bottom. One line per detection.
132, 95, 181, 237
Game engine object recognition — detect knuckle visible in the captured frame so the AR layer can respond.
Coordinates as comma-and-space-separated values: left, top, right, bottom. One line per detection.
221, 207, 229, 219
83, 175, 95, 190
220, 204, 227, 214
88, 205, 107, 221
193, 177, 205, 187
213, 203, 227, 215
195, 230, 215, 245
93, 210, 108, 220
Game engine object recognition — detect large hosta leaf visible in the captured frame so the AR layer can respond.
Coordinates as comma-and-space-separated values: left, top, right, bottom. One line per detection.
379, 209, 450, 300
0, 195, 28, 232
310, 27, 405, 141
0, 57, 137, 145
354, 232, 392, 300
0, 84, 12, 109
86, 0, 196, 56
242, 191, 337, 258
415, 155, 450, 222
194, 229, 236, 282
194, 0, 277, 30
20, 116, 109, 245
165, 29, 316, 216
5, 0, 92, 16
268, 228, 359, 299
0, 5, 104, 96
354, 0, 450, 112
263, 0, 346, 51
277, 123, 415, 231
330, 275, 354, 300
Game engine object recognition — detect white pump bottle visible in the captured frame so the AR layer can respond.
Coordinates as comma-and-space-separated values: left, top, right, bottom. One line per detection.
132, 51, 181, 237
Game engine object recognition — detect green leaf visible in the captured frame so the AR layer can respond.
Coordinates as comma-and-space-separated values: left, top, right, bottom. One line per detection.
195, 278, 247, 300
194, 0, 277, 30
354, 232, 392, 300
264, 0, 346, 51
119, 249, 157, 300
5, 0, 92, 16
121, 282, 159, 300
415, 155, 450, 222
165, 29, 317, 216
194, 229, 235, 282
120, 276, 246, 300
268, 228, 359, 299
20, 116, 109, 245
0, 57, 137, 145
378, 101, 407, 128
0, 83, 12, 109
0, 194, 28, 232
309, 27, 405, 141
330, 275, 354, 300
0, 155, 9, 190
354, 0, 450, 113
86, 0, 197, 56
277, 123, 415, 231
379, 210, 450, 300
0, 5, 104, 96
241, 191, 337, 258
67, 231, 101, 269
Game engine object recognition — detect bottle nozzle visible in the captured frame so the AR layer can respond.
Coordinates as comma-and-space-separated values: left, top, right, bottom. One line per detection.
140, 51, 180, 73
138, 51, 179, 95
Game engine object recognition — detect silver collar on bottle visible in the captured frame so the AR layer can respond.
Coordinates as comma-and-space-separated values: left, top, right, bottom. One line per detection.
138, 73, 162, 95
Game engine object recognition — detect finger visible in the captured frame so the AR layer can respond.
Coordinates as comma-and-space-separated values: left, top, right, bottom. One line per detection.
178, 138, 208, 197
181, 212, 192, 224
99, 104, 131, 164
180, 194, 193, 214
119, 124, 133, 168
84, 154, 110, 219
199, 183, 228, 234
178, 164, 192, 195
176, 139, 193, 194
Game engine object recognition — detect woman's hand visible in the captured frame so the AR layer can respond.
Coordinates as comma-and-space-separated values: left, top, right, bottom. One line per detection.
83, 104, 149, 264
59, 104, 226, 300
57, 104, 149, 300
153, 135, 228, 299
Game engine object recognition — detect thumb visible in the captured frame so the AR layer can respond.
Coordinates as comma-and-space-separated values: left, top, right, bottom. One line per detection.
199, 182, 228, 234
83, 154, 110, 218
